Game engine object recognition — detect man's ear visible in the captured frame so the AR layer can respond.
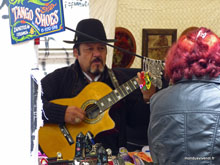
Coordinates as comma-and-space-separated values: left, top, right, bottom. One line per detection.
73, 48, 79, 59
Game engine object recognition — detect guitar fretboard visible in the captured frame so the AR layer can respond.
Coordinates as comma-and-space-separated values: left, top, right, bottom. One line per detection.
96, 76, 139, 113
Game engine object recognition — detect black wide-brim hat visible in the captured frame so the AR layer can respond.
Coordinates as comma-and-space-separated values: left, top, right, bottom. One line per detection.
63, 18, 116, 44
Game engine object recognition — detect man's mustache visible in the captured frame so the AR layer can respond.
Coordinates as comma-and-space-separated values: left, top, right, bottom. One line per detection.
92, 58, 103, 64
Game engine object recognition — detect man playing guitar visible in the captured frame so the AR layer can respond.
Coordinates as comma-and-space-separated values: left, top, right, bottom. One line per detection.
40, 18, 155, 160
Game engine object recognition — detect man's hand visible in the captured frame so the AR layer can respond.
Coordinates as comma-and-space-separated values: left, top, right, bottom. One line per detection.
64, 106, 86, 124
136, 71, 156, 103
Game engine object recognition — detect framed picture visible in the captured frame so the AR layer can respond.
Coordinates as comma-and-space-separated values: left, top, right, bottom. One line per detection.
142, 29, 177, 66
112, 27, 136, 68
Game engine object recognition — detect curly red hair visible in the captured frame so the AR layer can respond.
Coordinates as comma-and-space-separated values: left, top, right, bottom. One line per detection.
165, 27, 220, 84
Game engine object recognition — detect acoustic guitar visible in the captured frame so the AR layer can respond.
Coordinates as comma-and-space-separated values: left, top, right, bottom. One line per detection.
39, 75, 140, 160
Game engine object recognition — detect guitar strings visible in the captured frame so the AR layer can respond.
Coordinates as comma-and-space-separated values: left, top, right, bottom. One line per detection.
84, 104, 100, 114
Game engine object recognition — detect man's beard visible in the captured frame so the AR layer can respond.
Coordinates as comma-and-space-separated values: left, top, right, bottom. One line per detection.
89, 58, 105, 76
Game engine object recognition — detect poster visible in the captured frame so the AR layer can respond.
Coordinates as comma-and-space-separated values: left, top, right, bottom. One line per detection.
9, 0, 65, 44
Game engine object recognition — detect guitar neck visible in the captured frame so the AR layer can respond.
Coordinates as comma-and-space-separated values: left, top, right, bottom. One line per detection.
96, 76, 139, 113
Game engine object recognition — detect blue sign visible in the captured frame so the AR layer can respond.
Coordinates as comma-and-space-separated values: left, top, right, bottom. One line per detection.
9, 0, 65, 44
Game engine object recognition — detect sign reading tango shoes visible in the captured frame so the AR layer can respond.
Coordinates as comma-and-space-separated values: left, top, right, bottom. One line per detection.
9, 0, 65, 44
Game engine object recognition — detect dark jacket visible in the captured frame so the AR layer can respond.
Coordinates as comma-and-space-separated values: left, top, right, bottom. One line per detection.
41, 60, 150, 154
149, 76, 220, 165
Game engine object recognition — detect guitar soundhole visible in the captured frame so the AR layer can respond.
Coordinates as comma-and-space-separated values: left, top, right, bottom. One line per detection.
85, 104, 100, 119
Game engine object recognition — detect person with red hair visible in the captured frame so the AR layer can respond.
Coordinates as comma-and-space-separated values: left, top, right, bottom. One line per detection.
147, 27, 220, 164
166, 27, 220, 83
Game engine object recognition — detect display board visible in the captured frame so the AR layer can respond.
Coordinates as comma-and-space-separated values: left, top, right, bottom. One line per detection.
9, 0, 65, 44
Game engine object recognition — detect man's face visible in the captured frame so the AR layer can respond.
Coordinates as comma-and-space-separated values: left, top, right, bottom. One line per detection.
74, 43, 107, 76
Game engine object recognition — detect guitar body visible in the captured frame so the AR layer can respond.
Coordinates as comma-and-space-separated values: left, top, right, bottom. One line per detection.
39, 82, 115, 160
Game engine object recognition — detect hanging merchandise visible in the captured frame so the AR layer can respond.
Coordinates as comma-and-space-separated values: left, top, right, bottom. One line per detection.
142, 57, 164, 89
